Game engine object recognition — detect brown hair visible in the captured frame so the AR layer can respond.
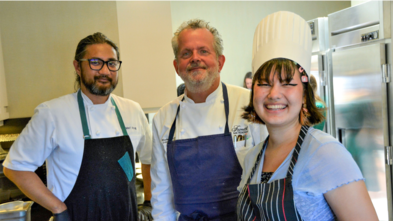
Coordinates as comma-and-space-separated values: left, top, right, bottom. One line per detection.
309, 75, 326, 104
74, 32, 120, 90
242, 58, 325, 126
243, 72, 252, 88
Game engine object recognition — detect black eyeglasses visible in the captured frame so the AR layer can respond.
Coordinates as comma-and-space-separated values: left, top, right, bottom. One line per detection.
79, 58, 122, 71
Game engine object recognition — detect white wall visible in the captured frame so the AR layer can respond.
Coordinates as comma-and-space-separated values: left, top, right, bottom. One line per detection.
170, 1, 351, 87
351, 0, 371, 6
116, 2, 176, 113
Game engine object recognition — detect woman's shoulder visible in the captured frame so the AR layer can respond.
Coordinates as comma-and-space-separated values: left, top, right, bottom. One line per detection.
294, 127, 363, 194
303, 128, 343, 154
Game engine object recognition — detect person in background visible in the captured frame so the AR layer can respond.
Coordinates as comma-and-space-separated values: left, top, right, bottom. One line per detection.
177, 83, 186, 96
237, 11, 378, 221
243, 71, 253, 90
3, 32, 153, 221
151, 19, 268, 220
309, 75, 326, 131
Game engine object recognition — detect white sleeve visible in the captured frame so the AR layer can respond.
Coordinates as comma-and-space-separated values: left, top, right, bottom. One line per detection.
151, 117, 177, 221
135, 108, 152, 165
3, 103, 56, 171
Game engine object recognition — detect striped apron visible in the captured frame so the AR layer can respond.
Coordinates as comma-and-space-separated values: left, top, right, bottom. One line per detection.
237, 126, 309, 221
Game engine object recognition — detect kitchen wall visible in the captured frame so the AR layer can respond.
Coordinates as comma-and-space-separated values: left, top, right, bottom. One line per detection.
0, 1, 351, 118
0, 1, 121, 118
171, 1, 351, 88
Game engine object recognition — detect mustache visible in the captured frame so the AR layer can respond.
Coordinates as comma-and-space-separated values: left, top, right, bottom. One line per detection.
187, 63, 207, 71
94, 75, 112, 82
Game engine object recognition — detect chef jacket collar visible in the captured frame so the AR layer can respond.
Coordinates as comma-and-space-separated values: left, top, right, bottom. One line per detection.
78, 89, 113, 106
182, 82, 222, 104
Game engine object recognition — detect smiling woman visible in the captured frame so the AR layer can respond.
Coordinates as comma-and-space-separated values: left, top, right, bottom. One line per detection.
243, 58, 324, 128
236, 11, 378, 221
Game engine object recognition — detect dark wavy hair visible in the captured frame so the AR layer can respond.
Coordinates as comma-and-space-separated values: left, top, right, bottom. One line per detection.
242, 58, 325, 126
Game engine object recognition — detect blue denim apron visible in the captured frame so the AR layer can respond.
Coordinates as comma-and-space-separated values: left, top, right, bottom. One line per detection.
64, 90, 137, 221
167, 83, 242, 221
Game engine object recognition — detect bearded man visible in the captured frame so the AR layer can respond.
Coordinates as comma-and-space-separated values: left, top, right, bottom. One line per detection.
3, 32, 152, 221
150, 19, 268, 221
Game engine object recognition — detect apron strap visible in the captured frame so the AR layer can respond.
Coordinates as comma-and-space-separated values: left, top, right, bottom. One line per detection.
286, 125, 309, 177
77, 90, 128, 140
221, 83, 230, 134
244, 138, 267, 184
168, 82, 230, 143
244, 125, 310, 184
111, 97, 128, 136
77, 90, 91, 140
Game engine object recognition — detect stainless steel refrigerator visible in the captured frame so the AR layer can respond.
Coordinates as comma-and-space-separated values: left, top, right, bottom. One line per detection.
329, 1, 392, 220
307, 17, 335, 136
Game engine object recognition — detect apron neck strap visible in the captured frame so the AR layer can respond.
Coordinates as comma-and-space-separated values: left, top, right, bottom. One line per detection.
77, 90, 128, 140
286, 125, 309, 177
168, 82, 230, 142
222, 83, 230, 134
110, 97, 128, 136
244, 125, 310, 184
77, 90, 91, 140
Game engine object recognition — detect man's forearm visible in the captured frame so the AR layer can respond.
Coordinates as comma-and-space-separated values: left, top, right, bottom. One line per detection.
141, 164, 152, 201
3, 167, 67, 213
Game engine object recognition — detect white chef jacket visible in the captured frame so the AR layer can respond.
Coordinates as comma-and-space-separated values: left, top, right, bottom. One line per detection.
3, 91, 152, 202
151, 83, 268, 221
238, 127, 364, 220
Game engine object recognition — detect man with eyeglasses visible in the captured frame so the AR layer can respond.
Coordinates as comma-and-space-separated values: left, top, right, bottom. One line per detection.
151, 19, 268, 221
3, 32, 152, 221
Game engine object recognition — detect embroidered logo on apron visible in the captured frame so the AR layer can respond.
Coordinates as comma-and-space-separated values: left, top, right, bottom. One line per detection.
232, 125, 248, 147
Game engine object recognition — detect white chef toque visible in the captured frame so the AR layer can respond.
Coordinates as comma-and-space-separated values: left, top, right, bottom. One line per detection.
252, 11, 312, 75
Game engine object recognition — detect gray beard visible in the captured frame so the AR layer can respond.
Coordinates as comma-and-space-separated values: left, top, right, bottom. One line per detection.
89, 82, 115, 96
180, 67, 219, 94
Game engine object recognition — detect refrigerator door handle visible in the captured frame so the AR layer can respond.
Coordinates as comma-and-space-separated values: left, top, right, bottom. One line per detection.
386, 146, 393, 165
337, 128, 345, 146
382, 64, 391, 83
380, 44, 390, 150
319, 54, 327, 86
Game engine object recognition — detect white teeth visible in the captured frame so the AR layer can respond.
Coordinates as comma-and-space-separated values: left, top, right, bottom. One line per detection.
266, 105, 286, 110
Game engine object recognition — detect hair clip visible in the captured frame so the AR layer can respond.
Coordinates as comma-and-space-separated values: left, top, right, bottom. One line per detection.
298, 66, 304, 73
301, 75, 308, 83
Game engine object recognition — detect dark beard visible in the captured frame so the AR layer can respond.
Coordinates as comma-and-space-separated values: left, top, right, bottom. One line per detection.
80, 71, 117, 96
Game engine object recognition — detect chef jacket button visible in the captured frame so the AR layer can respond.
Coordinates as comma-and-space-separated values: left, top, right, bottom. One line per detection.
96, 130, 100, 135
116, 130, 120, 135
181, 129, 185, 133
112, 106, 116, 110
90, 107, 94, 111
221, 100, 224, 103
219, 125, 223, 129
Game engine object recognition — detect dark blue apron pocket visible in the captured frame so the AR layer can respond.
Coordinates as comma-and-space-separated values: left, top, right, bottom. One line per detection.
118, 152, 134, 182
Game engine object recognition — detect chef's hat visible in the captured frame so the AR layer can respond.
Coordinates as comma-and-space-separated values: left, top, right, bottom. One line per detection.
252, 11, 312, 75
